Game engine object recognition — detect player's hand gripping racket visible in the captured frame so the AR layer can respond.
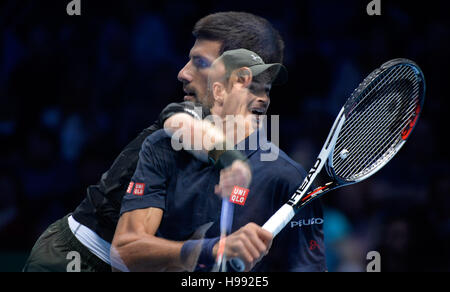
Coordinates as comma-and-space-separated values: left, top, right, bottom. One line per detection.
230, 58, 426, 271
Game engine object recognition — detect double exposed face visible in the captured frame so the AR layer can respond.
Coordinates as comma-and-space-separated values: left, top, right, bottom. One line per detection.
177, 39, 271, 119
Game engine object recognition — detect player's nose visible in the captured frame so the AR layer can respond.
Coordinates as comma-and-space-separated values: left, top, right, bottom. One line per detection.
178, 61, 193, 83
256, 96, 270, 108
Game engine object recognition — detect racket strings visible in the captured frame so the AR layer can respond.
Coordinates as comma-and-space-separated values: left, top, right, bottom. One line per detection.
334, 70, 420, 180
334, 74, 419, 179
337, 95, 417, 179
333, 66, 413, 154
334, 66, 411, 147
332, 65, 421, 181
336, 78, 418, 172
337, 65, 412, 143
335, 75, 415, 155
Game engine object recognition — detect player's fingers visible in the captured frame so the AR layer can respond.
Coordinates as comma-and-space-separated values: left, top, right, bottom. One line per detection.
256, 227, 273, 242
219, 175, 236, 188
221, 170, 249, 187
227, 235, 258, 271
220, 167, 232, 177
231, 161, 251, 179
242, 223, 273, 251
255, 227, 273, 251
221, 162, 250, 181
243, 225, 272, 257
231, 168, 251, 188
245, 230, 270, 257
242, 225, 268, 258
214, 184, 221, 196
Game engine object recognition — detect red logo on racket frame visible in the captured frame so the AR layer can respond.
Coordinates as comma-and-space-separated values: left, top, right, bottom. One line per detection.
401, 103, 421, 140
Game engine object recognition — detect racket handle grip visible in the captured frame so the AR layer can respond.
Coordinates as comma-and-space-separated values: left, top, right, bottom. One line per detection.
262, 204, 296, 236
230, 204, 296, 272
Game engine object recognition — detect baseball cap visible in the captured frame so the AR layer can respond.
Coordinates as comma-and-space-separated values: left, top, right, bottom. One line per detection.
218, 48, 288, 85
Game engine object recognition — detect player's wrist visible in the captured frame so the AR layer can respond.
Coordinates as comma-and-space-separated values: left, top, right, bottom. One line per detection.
180, 237, 220, 271
208, 144, 247, 169
212, 240, 219, 259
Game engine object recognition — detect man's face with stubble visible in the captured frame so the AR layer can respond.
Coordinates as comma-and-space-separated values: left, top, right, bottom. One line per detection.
178, 40, 271, 121
177, 39, 222, 109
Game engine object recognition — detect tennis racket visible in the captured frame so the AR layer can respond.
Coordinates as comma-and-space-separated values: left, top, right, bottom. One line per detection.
230, 58, 426, 271
212, 198, 234, 272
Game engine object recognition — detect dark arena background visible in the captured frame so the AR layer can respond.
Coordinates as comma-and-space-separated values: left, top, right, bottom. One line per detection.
1, 0, 449, 272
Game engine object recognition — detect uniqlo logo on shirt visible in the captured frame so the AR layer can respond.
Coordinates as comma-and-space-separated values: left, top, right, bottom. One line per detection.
126, 182, 134, 194
133, 183, 145, 196
229, 186, 249, 206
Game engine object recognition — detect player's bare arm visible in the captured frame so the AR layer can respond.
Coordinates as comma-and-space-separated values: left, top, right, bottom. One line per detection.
163, 112, 225, 152
112, 207, 197, 272
111, 206, 271, 272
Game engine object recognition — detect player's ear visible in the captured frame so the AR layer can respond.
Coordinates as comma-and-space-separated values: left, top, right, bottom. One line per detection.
235, 67, 253, 88
212, 82, 225, 105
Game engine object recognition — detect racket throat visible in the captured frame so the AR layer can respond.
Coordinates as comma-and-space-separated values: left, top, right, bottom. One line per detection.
291, 181, 335, 210
287, 158, 323, 206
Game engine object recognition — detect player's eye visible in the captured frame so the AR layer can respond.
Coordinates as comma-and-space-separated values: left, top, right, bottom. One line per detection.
265, 84, 272, 96
192, 56, 211, 69
249, 82, 271, 97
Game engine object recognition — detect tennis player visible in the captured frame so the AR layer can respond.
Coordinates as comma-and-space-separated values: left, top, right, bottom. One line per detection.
23, 12, 308, 272
111, 48, 326, 272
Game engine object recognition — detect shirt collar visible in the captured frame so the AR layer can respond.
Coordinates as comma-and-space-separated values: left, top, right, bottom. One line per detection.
235, 127, 269, 158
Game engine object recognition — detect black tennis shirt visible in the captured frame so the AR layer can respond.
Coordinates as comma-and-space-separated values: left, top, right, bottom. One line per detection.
120, 129, 327, 272
72, 102, 208, 243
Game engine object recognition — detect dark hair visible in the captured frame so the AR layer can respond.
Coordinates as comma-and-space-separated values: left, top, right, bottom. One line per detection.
192, 12, 285, 64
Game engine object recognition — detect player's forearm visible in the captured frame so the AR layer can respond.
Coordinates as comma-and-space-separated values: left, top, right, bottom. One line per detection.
112, 235, 187, 272
164, 113, 225, 151
111, 208, 191, 272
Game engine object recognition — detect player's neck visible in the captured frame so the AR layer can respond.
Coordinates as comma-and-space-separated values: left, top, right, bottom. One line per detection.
221, 116, 258, 147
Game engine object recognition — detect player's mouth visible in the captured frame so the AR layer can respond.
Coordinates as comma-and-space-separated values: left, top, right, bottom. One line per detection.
249, 103, 268, 116
249, 107, 266, 124
183, 88, 197, 102
250, 108, 265, 115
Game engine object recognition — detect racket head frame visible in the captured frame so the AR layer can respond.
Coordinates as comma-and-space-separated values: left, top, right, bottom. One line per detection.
326, 58, 426, 184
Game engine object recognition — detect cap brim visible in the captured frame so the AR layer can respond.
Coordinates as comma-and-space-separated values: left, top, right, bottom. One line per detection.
250, 63, 288, 85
